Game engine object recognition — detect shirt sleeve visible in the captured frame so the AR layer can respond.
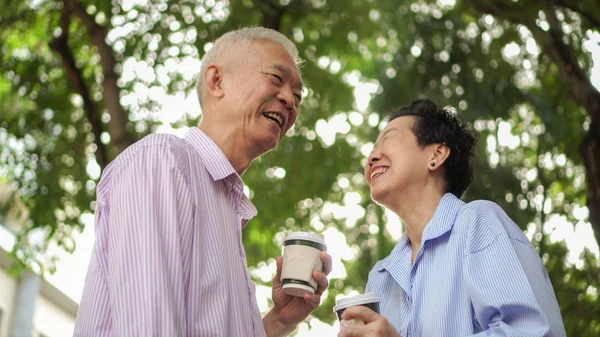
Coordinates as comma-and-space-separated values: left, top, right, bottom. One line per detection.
105, 146, 195, 336
463, 207, 565, 337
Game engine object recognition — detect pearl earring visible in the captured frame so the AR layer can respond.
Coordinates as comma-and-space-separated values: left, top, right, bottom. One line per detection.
430, 162, 435, 167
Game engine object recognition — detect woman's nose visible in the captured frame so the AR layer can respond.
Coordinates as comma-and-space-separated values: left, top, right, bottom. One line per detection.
368, 149, 381, 165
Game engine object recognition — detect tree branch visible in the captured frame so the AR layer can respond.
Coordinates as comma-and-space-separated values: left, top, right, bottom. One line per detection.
542, 1, 595, 103
554, 0, 600, 32
536, 144, 549, 255
0, 5, 41, 30
0, 15, 30, 29
64, 0, 135, 155
49, 5, 108, 169
465, 0, 527, 24
257, 0, 285, 30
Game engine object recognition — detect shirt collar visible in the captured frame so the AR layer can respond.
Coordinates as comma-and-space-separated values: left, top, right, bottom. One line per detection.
376, 193, 464, 272
184, 127, 258, 222
376, 234, 411, 272
421, 193, 465, 242
184, 127, 238, 182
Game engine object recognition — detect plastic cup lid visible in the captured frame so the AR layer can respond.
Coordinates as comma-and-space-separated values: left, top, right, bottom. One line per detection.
333, 292, 380, 312
283, 232, 326, 247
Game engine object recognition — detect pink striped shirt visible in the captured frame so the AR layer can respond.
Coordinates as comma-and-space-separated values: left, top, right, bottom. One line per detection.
74, 127, 265, 336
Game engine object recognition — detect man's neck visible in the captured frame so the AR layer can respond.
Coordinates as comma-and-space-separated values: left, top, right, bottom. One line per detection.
198, 121, 259, 176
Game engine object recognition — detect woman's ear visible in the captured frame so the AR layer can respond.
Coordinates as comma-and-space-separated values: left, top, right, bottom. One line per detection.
428, 143, 450, 171
203, 65, 225, 99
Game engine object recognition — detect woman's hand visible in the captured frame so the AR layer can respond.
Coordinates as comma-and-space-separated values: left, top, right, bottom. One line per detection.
337, 306, 401, 337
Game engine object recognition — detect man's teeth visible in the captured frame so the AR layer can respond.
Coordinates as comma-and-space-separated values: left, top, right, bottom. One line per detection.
263, 112, 283, 127
371, 167, 388, 179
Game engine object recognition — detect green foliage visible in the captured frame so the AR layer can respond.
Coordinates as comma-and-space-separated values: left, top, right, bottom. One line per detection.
1, 0, 599, 334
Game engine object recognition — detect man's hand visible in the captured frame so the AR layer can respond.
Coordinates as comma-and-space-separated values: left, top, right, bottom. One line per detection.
337, 306, 401, 337
263, 251, 333, 337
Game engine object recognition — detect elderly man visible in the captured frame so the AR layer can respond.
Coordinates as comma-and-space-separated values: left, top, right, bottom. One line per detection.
74, 27, 332, 337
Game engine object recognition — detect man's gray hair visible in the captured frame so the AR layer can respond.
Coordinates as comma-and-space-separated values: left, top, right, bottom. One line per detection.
196, 27, 302, 108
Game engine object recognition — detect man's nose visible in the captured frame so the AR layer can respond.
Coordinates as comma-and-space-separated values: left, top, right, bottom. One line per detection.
278, 87, 295, 110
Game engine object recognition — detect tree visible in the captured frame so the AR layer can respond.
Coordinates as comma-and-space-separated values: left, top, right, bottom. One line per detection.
1, 0, 598, 335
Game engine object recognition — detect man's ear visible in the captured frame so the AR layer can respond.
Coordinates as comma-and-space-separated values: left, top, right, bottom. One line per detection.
203, 65, 225, 99
428, 143, 450, 171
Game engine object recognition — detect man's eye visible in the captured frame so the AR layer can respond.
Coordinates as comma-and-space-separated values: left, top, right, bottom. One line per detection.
271, 74, 283, 83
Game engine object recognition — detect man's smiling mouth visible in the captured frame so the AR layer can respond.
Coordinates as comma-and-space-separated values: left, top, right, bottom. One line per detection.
263, 112, 284, 128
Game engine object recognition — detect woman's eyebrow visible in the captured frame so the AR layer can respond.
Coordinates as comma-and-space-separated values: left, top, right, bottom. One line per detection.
375, 127, 398, 143
381, 128, 398, 137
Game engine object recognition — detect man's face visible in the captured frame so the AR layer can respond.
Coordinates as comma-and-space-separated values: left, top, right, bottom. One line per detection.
221, 39, 303, 154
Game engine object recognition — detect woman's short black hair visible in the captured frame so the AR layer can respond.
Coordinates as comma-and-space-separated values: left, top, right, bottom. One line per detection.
387, 99, 479, 198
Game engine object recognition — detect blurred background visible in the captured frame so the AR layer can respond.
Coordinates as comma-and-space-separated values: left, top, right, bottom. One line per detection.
1, 0, 599, 336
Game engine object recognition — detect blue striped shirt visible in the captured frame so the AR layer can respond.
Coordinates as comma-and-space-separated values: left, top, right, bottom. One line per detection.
366, 193, 566, 337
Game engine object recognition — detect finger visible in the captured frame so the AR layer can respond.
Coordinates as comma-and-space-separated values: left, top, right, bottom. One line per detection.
341, 318, 365, 329
273, 256, 283, 285
338, 324, 369, 337
313, 270, 329, 294
341, 306, 381, 324
303, 292, 321, 309
321, 251, 333, 275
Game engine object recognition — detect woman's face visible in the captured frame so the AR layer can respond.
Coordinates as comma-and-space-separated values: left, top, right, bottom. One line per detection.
365, 116, 433, 206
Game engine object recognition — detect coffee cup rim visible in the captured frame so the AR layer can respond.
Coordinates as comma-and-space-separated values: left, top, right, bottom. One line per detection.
284, 232, 326, 247
333, 292, 380, 312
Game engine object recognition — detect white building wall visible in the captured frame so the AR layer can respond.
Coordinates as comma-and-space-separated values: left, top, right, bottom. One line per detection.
0, 268, 17, 337
33, 297, 75, 337
0, 248, 77, 337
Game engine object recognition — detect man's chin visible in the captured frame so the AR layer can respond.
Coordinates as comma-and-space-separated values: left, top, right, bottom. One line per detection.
255, 136, 280, 154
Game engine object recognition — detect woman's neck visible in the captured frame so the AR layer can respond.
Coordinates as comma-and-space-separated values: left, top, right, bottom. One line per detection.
388, 187, 445, 253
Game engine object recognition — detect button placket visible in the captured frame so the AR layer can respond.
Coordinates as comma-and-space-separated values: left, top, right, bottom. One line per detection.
226, 177, 258, 335
235, 215, 259, 335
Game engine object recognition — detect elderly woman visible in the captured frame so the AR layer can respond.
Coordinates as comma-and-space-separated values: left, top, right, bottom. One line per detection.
339, 100, 566, 337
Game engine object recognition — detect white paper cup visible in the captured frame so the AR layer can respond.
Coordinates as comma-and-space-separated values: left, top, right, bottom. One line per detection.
334, 292, 381, 325
280, 232, 327, 297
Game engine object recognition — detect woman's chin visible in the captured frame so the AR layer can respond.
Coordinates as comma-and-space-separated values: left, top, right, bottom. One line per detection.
370, 188, 391, 206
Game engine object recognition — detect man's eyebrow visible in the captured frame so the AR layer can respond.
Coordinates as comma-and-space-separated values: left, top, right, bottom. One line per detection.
270, 63, 304, 91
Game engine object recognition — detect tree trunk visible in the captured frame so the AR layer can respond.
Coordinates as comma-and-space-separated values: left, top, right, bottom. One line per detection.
539, 0, 600, 246
65, 0, 135, 156
469, 0, 600, 247
580, 123, 600, 246
50, 5, 108, 168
